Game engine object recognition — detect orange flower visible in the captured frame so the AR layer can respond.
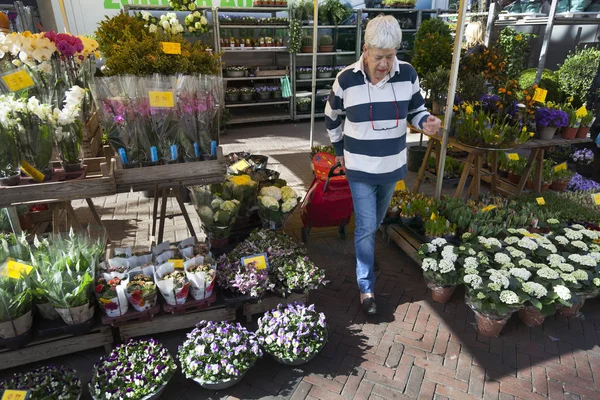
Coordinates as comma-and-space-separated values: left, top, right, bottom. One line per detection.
498, 104, 503, 109
523, 90, 528, 95
507, 91, 512, 96
526, 96, 531, 101
533, 84, 538, 89
491, 66, 496, 70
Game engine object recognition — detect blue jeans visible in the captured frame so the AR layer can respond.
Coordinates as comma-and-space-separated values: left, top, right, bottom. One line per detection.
349, 181, 396, 294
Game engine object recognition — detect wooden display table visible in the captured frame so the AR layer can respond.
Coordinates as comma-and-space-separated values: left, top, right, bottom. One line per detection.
412, 131, 592, 198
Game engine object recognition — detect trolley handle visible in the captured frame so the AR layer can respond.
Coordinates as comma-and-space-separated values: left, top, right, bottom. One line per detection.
323, 162, 345, 192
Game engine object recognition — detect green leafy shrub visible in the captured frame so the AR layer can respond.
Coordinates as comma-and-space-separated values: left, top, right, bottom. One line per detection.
518, 68, 562, 103
557, 46, 600, 107
498, 27, 536, 79
411, 19, 453, 79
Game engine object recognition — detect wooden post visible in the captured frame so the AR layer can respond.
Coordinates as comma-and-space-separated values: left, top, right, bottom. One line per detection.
455, 153, 475, 198
491, 151, 498, 195
413, 140, 435, 193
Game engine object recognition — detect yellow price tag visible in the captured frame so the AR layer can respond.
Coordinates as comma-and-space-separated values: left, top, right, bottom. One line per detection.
592, 193, 600, 206
1, 259, 34, 279
241, 253, 268, 270
554, 162, 567, 172
481, 205, 496, 212
507, 153, 519, 161
394, 180, 406, 191
230, 159, 250, 173
576, 105, 588, 118
148, 91, 175, 108
169, 259, 184, 269
1, 390, 29, 400
430, 213, 436, 220
2, 69, 35, 92
523, 232, 540, 238
532, 88, 548, 103
536, 197, 546, 206
20, 161, 45, 182
161, 42, 181, 55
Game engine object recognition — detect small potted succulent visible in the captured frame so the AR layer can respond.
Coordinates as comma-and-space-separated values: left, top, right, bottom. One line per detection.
296, 97, 311, 113
256, 86, 272, 101
0, 365, 82, 400
318, 35, 334, 52
239, 87, 254, 102
226, 87, 240, 102
317, 66, 334, 79
301, 35, 313, 53
535, 107, 568, 140
550, 168, 574, 192
225, 66, 247, 78
297, 67, 312, 81
90, 339, 176, 400
256, 303, 327, 365
571, 148, 594, 177
178, 320, 262, 390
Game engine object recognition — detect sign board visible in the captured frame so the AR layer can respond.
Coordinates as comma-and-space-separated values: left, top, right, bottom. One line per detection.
241, 253, 268, 270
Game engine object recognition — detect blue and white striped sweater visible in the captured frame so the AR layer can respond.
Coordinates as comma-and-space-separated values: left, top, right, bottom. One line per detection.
325, 56, 430, 184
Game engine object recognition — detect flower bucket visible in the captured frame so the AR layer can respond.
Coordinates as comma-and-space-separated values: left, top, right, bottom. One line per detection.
257, 92, 271, 101
576, 126, 590, 139
55, 302, 95, 325
240, 93, 253, 102
226, 93, 240, 102
561, 127, 578, 140
538, 126, 557, 140
226, 70, 245, 78
0, 311, 33, 339
317, 71, 333, 79
518, 306, 545, 327
193, 371, 248, 390
184, 258, 216, 301
426, 282, 455, 304
35, 302, 61, 320
473, 310, 512, 337
126, 268, 158, 312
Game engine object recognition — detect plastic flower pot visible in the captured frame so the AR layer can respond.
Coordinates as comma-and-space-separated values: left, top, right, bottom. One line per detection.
426, 281, 455, 304
297, 103, 310, 113
558, 298, 586, 317
273, 90, 282, 99
55, 302, 95, 325
240, 93, 254, 102
538, 126, 557, 140
91, 382, 169, 400
508, 172, 521, 185
407, 145, 427, 173
226, 93, 240, 102
193, 370, 248, 390
35, 302, 61, 320
550, 181, 568, 191
297, 73, 312, 80
518, 306, 545, 327
257, 92, 271, 101
473, 310, 512, 337
226, 70, 245, 78
0, 311, 33, 339
561, 127, 578, 140
576, 126, 590, 139
317, 71, 333, 78
0, 174, 20, 187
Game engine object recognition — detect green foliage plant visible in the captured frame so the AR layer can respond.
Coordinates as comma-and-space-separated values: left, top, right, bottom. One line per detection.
411, 19, 453, 79
319, 35, 333, 46
319, 0, 351, 25
518, 68, 562, 103
498, 27, 536, 79
557, 46, 600, 107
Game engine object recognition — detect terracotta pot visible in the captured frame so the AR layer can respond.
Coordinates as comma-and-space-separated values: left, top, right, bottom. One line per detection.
62, 161, 84, 173
538, 126, 557, 140
526, 180, 535, 190
473, 310, 511, 337
508, 172, 521, 184
550, 181, 568, 191
518, 306, 545, 327
427, 282, 455, 304
558, 299, 585, 317
576, 126, 590, 139
301, 46, 313, 53
541, 182, 551, 192
561, 127, 578, 140
319, 45, 334, 53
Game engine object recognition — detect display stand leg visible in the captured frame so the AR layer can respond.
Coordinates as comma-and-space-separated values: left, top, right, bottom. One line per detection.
174, 188, 197, 239
491, 151, 498, 195
516, 150, 537, 195
534, 148, 544, 193
65, 202, 82, 231
6, 206, 22, 234
151, 183, 159, 240
51, 203, 64, 233
474, 155, 482, 198
85, 198, 110, 242
413, 140, 435, 193
157, 189, 168, 244
455, 153, 475, 198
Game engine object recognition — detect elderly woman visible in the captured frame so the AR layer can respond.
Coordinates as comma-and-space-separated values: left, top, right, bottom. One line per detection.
325, 15, 441, 315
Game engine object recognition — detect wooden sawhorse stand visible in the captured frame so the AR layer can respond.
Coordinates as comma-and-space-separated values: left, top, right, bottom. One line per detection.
151, 184, 197, 245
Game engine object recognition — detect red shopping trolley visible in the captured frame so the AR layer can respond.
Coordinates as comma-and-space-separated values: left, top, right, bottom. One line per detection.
300, 152, 353, 243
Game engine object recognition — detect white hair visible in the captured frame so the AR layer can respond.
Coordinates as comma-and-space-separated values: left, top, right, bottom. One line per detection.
465, 21, 484, 47
364, 15, 402, 50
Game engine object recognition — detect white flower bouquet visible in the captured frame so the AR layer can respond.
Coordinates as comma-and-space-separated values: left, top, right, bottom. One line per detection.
90, 339, 176, 400
185, 11, 209, 35
257, 185, 300, 229
178, 321, 262, 388
257, 303, 327, 365
0, 365, 81, 400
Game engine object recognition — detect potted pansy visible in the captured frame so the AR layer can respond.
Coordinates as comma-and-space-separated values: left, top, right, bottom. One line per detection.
239, 87, 254, 102
535, 107, 568, 140
126, 272, 157, 312
317, 66, 334, 79
90, 339, 176, 400
256, 303, 327, 365
0, 365, 81, 400
226, 87, 241, 102
257, 185, 300, 230
225, 66, 247, 78
272, 256, 328, 297
95, 276, 129, 317
297, 67, 312, 80
571, 148, 594, 177
417, 238, 462, 303
256, 86, 272, 101
178, 321, 262, 389
216, 254, 274, 304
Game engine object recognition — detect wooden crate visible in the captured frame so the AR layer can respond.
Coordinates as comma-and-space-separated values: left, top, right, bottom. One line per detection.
243, 293, 308, 322
384, 223, 422, 266
0, 326, 113, 371
118, 305, 235, 341
254, 67, 289, 77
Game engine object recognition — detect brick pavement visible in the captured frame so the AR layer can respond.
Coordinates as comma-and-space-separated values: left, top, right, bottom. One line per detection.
39, 122, 600, 399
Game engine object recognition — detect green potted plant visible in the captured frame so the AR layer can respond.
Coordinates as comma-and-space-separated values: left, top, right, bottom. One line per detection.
422, 66, 450, 115
577, 109, 594, 139
417, 238, 461, 303
296, 97, 311, 113
560, 103, 579, 140
318, 0, 351, 25
424, 216, 456, 242
550, 168, 574, 192
318, 35, 333, 53
557, 46, 600, 107
301, 35, 313, 53
226, 87, 240, 102
239, 87, 254, 102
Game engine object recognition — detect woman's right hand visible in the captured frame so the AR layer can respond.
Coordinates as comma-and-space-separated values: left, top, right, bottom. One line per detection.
336, 156, 345, 168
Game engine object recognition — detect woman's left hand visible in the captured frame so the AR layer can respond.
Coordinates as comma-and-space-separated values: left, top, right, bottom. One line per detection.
422, 115, 442, 134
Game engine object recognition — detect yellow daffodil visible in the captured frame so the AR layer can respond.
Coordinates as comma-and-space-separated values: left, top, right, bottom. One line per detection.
465, 105, 473, 115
